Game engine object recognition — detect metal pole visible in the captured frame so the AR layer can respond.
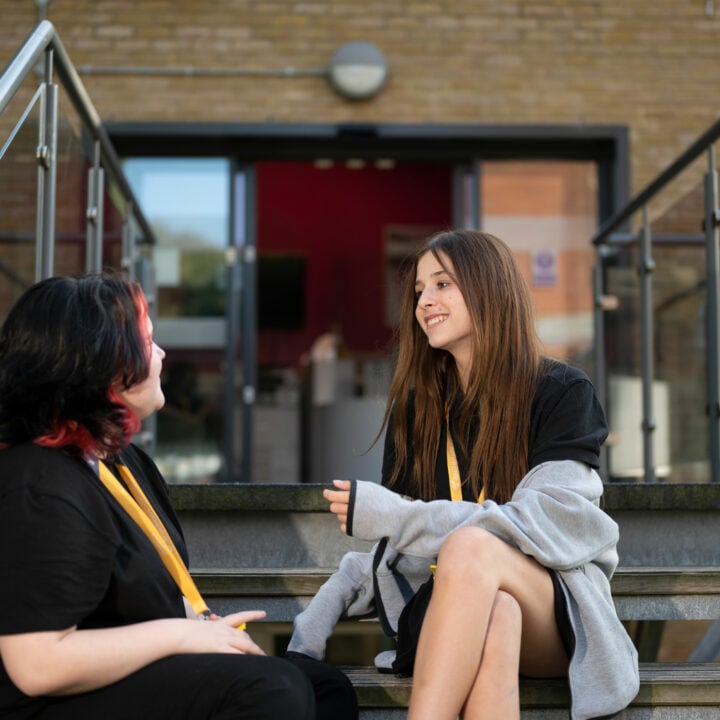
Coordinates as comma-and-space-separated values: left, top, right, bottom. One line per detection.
593, 258, 609, 480
593, 244, 621, 481
639, 206, 656, 482
134, 255, 157, 455
225, 166, 241, 483
122, 204, 135, 279
85, 140, 104, 272
224, 238, 241, 483
0, 20, 55, 117
226, 166, 255, 483
35, 47, 58, 280
593, 253, 608, 481
704, 145, 720, 483
240, 242, 256, 484
240, 167, 257, 484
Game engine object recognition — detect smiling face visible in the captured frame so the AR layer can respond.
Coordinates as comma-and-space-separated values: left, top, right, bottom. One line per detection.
414, 250, 474, 384
115, 315, 166, 421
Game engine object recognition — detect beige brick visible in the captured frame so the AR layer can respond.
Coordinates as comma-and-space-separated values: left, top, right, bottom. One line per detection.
0, 0, 717, 208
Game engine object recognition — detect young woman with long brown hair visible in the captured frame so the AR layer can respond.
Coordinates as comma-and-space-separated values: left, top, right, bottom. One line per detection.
289, 230, 639, 720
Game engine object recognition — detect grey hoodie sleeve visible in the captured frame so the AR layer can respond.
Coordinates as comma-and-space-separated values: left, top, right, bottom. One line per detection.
347, 460, 619, 575
286, 547, 377, 660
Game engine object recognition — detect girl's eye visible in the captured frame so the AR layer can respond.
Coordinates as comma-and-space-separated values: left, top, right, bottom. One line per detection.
438, 281, 450, 289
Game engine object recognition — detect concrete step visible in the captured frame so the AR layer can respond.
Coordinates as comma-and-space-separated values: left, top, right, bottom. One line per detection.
347, 663, 720, 719
191, 566, 720, 622
169, 482, 720, 569
171, 484, 720, 716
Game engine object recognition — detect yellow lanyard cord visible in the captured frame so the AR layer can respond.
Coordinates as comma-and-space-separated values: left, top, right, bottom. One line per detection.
97, 460, 210, 617
445, 407, 485, 504
433, 410, 487, 577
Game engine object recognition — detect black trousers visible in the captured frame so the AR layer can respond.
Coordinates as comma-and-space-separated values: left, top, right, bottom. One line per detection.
285, 652, 358, 720
25, 653, 357, 720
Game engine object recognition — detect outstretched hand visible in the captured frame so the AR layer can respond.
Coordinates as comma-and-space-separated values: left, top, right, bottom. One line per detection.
323, 479, 351, 534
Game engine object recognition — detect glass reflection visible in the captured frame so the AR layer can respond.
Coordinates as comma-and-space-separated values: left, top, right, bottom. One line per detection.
125, 158, 231, 483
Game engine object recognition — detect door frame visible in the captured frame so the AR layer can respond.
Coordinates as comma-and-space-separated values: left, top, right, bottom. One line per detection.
110, 122, 629, 482
110, 121, 628, 224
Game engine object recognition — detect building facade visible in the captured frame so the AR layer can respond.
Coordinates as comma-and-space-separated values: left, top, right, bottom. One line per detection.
1, 0, 717, 484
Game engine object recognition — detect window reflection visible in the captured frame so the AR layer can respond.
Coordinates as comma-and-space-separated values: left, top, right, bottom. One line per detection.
124, 158, 231, 483
481, 160, 598, 370
125, 158, 229, 320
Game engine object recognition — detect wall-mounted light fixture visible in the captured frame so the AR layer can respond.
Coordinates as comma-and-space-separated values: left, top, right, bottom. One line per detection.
328, 41, 388, 101
76, 38, 390, 102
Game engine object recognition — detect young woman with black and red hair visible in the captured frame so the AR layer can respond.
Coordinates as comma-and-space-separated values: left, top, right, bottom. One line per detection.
0, 273, 356, 720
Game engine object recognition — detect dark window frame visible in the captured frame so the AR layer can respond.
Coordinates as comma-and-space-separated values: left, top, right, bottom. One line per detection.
109, 121, 629, 224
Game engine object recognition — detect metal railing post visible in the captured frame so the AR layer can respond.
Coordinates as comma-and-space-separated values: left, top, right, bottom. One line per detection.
238, 166, 257, 483
85, 139, 104, 272
121, 205, 136, 280
0, 20, 156, 275
705, 145, 720, 483
639, 206, 656, 482
35, 47, 58, 280
134, 254, 158, 455
593, 251, 608, 480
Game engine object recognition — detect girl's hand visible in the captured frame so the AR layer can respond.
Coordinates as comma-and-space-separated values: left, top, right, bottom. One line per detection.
323, 479, 351, 533
182, 610, 267, 656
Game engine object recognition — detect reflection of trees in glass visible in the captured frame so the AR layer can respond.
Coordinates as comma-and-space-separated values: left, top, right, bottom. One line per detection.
181, 250, 226, 316
151, 221, 226, 317
152, 221, 223, 250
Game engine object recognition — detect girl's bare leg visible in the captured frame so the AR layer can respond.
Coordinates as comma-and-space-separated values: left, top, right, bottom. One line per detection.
461, 590, 522, 720
406, 527, 569, 720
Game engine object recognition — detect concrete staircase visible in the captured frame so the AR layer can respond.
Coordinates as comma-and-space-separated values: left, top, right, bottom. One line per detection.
170, 482, 720, 718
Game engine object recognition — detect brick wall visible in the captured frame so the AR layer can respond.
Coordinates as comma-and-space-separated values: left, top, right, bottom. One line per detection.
1, 0, 719, 211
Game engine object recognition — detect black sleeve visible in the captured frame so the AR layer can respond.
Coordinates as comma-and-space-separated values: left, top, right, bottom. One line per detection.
0, 486, 118, 634
528, 366, 608, 470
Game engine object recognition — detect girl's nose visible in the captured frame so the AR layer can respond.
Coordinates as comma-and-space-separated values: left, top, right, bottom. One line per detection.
418, 288, 434, 306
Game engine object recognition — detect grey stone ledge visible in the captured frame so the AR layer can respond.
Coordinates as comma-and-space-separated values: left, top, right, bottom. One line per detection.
168, 482, 720, 513
347, 663, 720, 711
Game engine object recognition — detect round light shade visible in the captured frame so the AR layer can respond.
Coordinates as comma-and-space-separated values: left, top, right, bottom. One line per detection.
328, 41, 388, 100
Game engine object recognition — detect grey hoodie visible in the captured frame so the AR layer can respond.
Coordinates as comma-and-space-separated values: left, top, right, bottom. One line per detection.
288, 460, 640, 720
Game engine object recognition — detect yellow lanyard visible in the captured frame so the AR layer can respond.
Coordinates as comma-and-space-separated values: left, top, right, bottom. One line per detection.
97, 460, 210, 617
445, 408, 485, 504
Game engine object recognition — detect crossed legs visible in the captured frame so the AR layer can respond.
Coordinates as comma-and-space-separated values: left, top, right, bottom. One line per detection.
407, 526, 569, 720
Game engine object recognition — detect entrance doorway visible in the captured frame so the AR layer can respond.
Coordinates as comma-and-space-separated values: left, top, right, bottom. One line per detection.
115, 123, 625, 484
254, 159, 452, 485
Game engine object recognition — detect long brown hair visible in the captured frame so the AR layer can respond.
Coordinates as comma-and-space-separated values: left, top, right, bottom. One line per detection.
381, 230, 544, 504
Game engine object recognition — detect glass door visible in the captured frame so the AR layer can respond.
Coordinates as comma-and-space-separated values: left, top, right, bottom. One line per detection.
124, 157, 241, 483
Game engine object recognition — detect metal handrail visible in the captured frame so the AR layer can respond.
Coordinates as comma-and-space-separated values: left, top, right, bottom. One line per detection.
0, 22, 54, 115
593, 115, 720, 484
592, 115, 720, 246
0, 20, 156, 248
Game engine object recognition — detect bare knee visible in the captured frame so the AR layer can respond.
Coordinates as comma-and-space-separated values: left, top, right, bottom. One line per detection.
436, 526, 500, 579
